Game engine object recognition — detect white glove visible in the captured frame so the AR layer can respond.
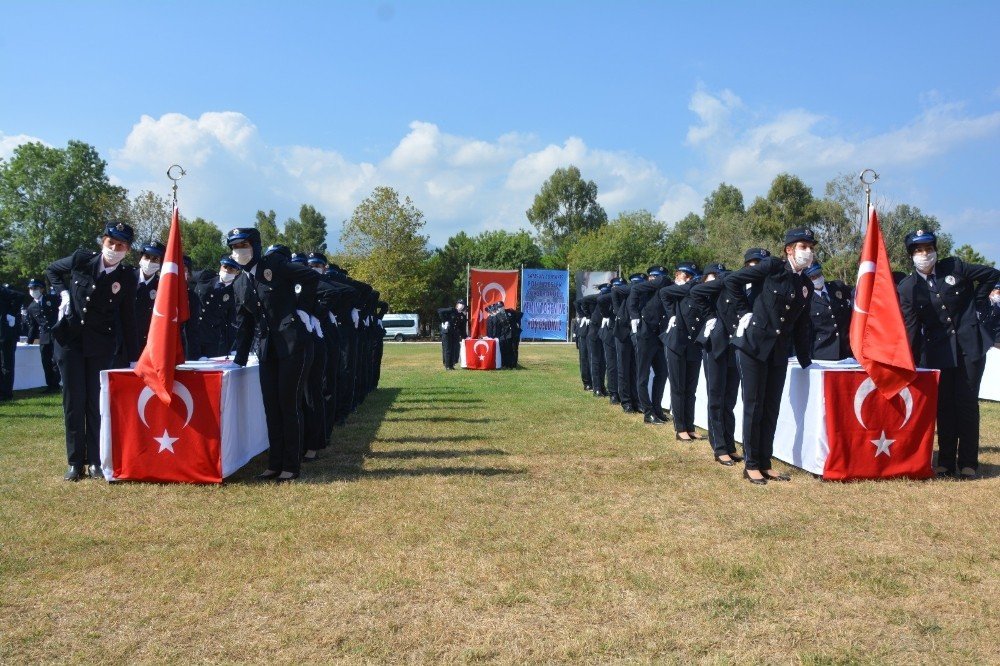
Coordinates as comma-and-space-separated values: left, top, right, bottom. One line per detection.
328, 312, 337, 326
296, 310, 313, 333
4, 315, 13, 327
442, 322, 450, 331
736, 313, 752, 338
59, 290, 71, 321
703, 317, 717, 337
311, 315, 323, 338
364, 316, 371, 326
351, 308, 360, 328
601, 318, 610, 328
630, 318, 639, 334
666, 315, 676, 333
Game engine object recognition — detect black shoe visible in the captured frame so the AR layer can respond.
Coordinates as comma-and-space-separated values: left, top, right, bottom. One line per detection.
715, 456, 736, 467
644, 414, 668, 425
86, 465, 104, 480
302, 452, 318, 463
276, 472, 300, 483
743, 469, 767, 485
762, 470, 791, 482
675, 433, 693, 442
583, 385, 592, 391
622, 405, 637, 413
730, 453, 744, 463
654, 411, 671, 422
609, 396, 621, 405
593, 390, 608, 397
256, 470, 281, 481
64, 465, 83, 481
935, 466, 954, 478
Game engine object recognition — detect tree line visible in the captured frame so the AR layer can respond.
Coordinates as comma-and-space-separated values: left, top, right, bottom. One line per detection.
1, 140, 990, 328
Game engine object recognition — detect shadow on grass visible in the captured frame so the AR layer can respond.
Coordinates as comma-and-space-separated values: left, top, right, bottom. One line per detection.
367, 448, 506, 460
0, 413, 56, 418
305, 465, 525, 482
393, 398, 485, 405
385, 416, 492, 424
375, 435, 481, 444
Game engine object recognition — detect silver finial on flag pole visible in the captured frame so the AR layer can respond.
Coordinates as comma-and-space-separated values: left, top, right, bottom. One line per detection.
167, 164, 186, 208
859, 168, 879, 231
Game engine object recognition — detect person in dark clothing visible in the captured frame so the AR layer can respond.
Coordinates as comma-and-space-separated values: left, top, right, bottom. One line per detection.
438, 298, 468, 369
611, 274, 644, 413
584, 290, 605, 395
627, 266, 671, 425
574, 297, 592, 390
658, 262, 704, 442
897, 229, 1000, 479
24, 278, 61, 392
193, 256, 239, 358
0, 282, 26, 400
803, 262, 853, 361
46, 221, 139, 480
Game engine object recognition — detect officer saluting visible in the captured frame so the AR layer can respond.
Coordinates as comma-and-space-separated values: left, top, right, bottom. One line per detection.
804, 262, 853, 360
897, 229, 1000, 479
46, 221, 139, 481
228, 229, 319, 482
627, 266, 671, 425
25, 278, 61, 393
658, 261, 703, 442
724, 228, 816, 485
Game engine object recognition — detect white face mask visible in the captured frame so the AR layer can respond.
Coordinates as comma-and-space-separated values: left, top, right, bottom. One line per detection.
139, 258, 161, 276
219, 269, 236, 284
793, 247, 814, 271
811, 276, 825, 290
456, 304, 465, 312
29, 288, 42, 299
674, 278, 686, 286
704, 274, 717, 283
991, 293, 1000, 306
102, 246, 126, 266
231, 248, 253, 266
313, 266, 325, 275
913, 251, 937, 274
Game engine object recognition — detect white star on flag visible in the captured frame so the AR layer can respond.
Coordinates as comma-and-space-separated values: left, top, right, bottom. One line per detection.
478, 355, 486, 361
154, 429, 179, 454
871, 430, 895, 457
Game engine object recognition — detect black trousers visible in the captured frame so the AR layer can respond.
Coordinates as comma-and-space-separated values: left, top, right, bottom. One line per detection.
258, 349, 307, 474
587, 333, 605, 392
323, 330, 340, 438
40, 342, 61, 388
602, 333, 619, 400
615, 336, 636, 408
302, 337, 327, 453
0, 335, 14, 398
635, 335, 667, 417
936, 352, 987, 472
667, 350, 701, 433
578, 332, 591, 387
55, 344, 113, 466
337, 326, 357, 420
735, 348, 787, 471
703, 347, 740, 457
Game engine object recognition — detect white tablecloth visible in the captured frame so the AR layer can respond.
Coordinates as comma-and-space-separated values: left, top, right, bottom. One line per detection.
13, 343, 47, 390
980, 347, 1000, 402
100, 357, 268, 481
659, 359, 937, 475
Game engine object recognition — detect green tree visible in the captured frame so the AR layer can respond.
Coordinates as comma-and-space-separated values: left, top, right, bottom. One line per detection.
700, 183, 768, 268
126, 190, 172, 246
341, 186, 431, 312
951, 244, 994, 267
811, 173, 864, 283
469, 230, 542, 270
879, 204, 953, 274
746, 173, 819, 243
567, 209, 669, 277
180, 216, 229, 272
526, 165, 608, 257
0, 140, 127, 284
282, 204, 328, 253
254, 209, 281, 248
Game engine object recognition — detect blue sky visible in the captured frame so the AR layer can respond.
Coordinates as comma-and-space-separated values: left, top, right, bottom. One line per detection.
2, 1, 999, 257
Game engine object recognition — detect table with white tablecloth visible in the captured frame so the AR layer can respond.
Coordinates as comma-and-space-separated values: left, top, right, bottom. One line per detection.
13, 343, 47, 390
99, 358, 268, 483
979, 347, 1000, 402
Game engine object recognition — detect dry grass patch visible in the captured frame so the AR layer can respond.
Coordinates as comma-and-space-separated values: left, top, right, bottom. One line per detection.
1, 343, 998, 663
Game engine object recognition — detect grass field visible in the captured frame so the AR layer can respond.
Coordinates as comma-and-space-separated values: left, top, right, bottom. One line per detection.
1, 343, 998, 664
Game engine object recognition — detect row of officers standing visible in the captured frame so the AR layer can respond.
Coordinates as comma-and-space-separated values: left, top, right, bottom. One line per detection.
0, 221, 389, 482
574, 226, 1000, 484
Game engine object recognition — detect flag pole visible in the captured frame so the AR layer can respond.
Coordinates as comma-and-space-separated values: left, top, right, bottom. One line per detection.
858, 168, 879, 231
167, 164, 186, 209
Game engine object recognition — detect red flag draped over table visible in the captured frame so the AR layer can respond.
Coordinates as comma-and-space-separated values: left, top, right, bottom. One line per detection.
134, 207, 190, 403
468, 268, 519, 338
849, 206, 916, 398
464, 338, 497, 369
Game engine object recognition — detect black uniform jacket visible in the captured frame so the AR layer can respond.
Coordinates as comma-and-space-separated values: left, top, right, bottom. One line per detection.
626, 276, 668, 340
46, 250, 139, 360
723, 256, 813, 368
808, 279, 853, 361
897, 257, 1000, 368
26, 294, 59, 344
658, 281, 703, 360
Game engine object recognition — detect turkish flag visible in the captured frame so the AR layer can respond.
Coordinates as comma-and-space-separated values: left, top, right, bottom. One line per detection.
108, 370, 223, 483
464, 338, 497, 370
469, 268, 518, 338
822, 370, 937, 481
849, 206, 916, 398
134, 207, 190, 404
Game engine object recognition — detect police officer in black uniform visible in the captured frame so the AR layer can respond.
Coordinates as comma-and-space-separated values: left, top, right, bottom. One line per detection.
438, 298, 468, 370
180, 255, 202, 360
228, 228, 319, 482
46, 221, 139, 480
133, 240, 166, 351
627, 266, 671, 425
193, 256, 239, 358
611, 274, 645, 413
574, 296, 592, 390
804, 262, 853, 361
597, 280, 622, 404
584, 289, 606, 395
25, 278, 61, 393
690, 262, 743, 465
897, 229, 1000, 479
0, 282, 25, 400
658, 261, 704, 441
724, 229, 815, 485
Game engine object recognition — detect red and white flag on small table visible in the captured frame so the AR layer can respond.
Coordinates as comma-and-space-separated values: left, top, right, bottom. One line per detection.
134, 206, 190, 403
849, 205, 916, 399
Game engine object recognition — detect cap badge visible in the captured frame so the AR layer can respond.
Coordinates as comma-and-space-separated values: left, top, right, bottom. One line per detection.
263, 269, 272, 282
945, 275, 957, 285
111, 282, 121, 294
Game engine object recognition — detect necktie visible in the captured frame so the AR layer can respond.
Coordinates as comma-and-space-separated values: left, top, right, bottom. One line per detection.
927, 275, 936, 290
821, 290, 829, 303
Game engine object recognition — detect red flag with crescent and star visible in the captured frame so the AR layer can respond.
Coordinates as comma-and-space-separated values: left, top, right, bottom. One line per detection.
469, 268, 519, 338
464, 338, 497, 370
849, 205, 916, 399
822, 369, 937, 480
134, 206, 190, 404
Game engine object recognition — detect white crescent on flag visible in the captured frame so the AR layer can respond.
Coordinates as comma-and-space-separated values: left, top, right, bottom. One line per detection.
853, 261, 876, 314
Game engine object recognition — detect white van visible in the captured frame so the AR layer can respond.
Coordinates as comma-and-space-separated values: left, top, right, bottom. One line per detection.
381, 313, 420, 341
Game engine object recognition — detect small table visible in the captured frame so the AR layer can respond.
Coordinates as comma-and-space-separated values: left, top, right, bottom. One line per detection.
460, 337, 502, 370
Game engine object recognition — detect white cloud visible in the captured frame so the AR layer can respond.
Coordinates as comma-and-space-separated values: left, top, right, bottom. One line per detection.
114, 112, 260, 169
686, 87, 742, 145
0, 131, 49, 160
656, 184, 703, 223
